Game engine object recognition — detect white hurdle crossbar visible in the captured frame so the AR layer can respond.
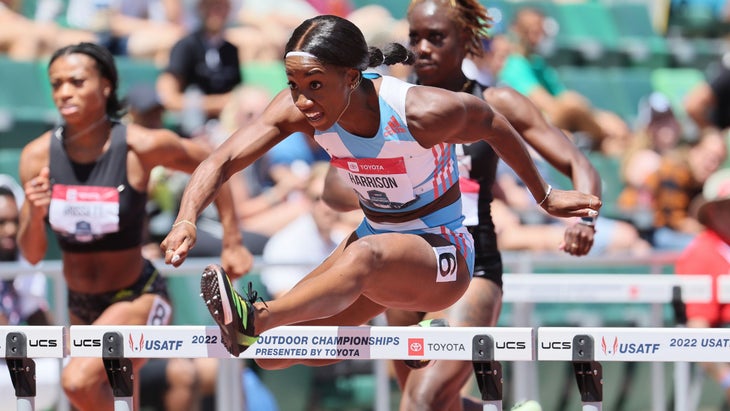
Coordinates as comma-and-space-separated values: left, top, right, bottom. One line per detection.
501, 273, 711, 411
5, 325, 730, 411
69, 325, 534, 411
502, 273, 712, 303
538, 327, 730, 411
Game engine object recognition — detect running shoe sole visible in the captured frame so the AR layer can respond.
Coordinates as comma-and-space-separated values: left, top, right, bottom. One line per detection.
200, 264, 257, 356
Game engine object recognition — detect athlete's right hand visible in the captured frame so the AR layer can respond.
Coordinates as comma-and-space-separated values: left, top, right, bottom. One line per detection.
24, 167, 51, 219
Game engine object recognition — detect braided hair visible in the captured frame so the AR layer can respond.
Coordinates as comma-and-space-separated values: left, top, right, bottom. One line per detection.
407, 0, 492, 57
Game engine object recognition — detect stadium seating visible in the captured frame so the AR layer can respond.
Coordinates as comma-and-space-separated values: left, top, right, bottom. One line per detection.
0, 57, 58, 148
608, 2, 672, 68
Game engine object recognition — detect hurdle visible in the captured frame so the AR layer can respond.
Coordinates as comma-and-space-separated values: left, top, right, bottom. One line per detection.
538, 327, 730, 411
67, 325, 534, 411
502, 273, 711, 410
6, 324, 730, 411
0, 326, 64, 411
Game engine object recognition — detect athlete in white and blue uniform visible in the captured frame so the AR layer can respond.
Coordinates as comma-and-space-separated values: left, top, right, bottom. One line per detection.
167, 15, 601, 366
315, 74, 474, 275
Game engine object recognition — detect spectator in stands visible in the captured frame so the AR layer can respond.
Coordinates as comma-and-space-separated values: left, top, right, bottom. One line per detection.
64, 0, 186, 66
492, 158, 652, 256
157, 0, 241, 136
0, 182, 52, 326
676, 168, 730, 404
17, 42, 251, 411
233, 0, 318, 62
619, 92, 685, 230
499, 5, 629, 152
0, 178, 60, 410
685, 53, 730, 132
620, 128, 727, 250
0, 0, 94, 61
215, 85, 316, 238
122, 82, 270, 256
260, 162, 362, 299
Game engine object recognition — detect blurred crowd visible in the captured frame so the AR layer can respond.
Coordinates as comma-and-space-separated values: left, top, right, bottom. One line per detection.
1, 0, 730, 410
4, 0, 722, 258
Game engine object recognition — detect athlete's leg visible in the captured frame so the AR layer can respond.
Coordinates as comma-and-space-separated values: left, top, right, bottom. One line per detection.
62, 294, 166, 411
252, 232, 470, 332
393, 278, 502, 411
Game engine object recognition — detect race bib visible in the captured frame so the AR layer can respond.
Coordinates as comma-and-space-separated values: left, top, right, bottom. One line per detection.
459, 177, 480, 227
331, 157, 417, 210
433, 245, 458, 283
48, 184, 120, 242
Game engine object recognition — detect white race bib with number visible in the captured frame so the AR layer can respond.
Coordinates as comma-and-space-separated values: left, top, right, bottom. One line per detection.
48, 184, 120, 242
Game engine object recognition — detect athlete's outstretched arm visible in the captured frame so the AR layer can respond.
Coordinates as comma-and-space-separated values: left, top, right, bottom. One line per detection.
406, 86, 600, 218
161, 91, 312, 266
485, 86, 601, 197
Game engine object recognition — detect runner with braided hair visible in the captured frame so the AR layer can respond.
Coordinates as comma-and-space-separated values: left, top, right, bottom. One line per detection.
161, 14, 600, 371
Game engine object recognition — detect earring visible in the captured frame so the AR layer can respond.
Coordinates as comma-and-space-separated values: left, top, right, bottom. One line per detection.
352, 74, 362, 90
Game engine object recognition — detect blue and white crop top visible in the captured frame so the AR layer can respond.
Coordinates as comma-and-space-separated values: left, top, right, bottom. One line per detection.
313, 74, 462, 227
47, 123, 147, 252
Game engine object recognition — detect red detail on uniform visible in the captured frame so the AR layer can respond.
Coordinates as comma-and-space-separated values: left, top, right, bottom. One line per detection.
459, 177, 480, 194
331, 156, 407, 174
383, 116, 406, 137
52, 185, 119, 202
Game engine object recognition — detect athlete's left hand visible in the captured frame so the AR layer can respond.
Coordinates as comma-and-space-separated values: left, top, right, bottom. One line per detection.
560, 221, 595, 256
160, 221, 197, 267
221, 243, 254, 279
540, 188, 601, 218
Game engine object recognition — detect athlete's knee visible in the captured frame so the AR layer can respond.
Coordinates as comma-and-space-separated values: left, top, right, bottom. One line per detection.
403, 382, 455, 411
61, 363, 106, 402
342, 239, 382, 275
166, 358, 198, 391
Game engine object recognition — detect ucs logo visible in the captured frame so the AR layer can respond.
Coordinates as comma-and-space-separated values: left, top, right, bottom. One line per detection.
29, 339, 58, 347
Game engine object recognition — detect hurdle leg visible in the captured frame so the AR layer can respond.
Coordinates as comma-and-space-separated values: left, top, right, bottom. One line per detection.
6, 332, 36, 411
102, 332, 134, 411
472, 334, 503, 411
572, 335, 602, 411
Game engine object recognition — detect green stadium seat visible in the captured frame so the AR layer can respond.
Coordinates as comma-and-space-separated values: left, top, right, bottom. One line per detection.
0, 148, 22, 181
553, 2, 623, 66
608, 3, 671, 68
350, 0, 410, 20
241, 61, 288, 97
0, 57, 56, 114
557, 66, 625, 116
608, 66, 654, 125
650, 67, 705, 121
587, 152, 626, 221
0, 57, 58, 148
114, 57, 162, 98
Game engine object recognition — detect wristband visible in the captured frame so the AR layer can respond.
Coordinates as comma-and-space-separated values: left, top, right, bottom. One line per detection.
172, 219, 197, 230
578, 216, 597, 227
537, 184, 552, 207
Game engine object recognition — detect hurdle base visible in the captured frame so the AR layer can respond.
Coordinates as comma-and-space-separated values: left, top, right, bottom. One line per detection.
7, 358, 36, 398
472, 334, 503, 409
103, 358, 134, 398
